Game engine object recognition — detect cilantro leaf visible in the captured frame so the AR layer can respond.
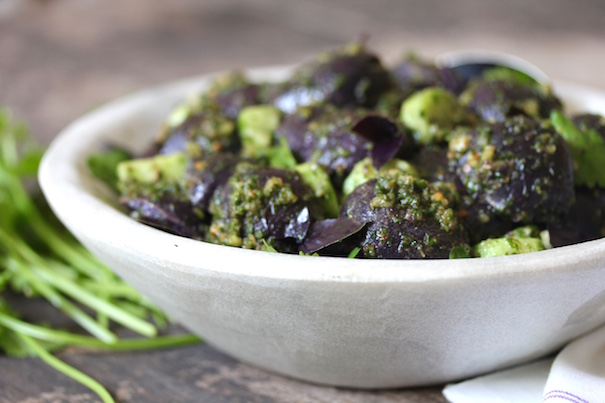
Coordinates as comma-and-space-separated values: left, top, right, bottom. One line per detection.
550, 110, 605, 188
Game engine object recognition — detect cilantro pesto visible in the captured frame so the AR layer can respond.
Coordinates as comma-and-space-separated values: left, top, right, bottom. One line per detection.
91, 43, 605, 259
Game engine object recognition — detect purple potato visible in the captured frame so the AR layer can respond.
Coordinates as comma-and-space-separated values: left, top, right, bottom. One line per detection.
548, 187, 605, 247
449, 116, 575, 241
275, 106, 371, 187
459, 201, 517, 244
121, 154, 241, 239
350, 114, 412, 168
340, 174, 468, 259
271, 44, 392, 113
409, 144, 451, 182
391, 56, 463, 97
571, 113, 605, 140
158, 110, 239, 157
214, 84, 262, 120
186, 153, 240, 212
208, 162, 322, 251
121, 182, 207, 240
207, 74, 264, 120
275, 105, 410, 188
462, 79, 562, 122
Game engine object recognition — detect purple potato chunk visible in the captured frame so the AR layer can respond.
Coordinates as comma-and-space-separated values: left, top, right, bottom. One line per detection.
340, 174, 468, 259
120, 153, 240, 239
203, 72, 264, 120
408, 144, 451, 183
461, 79, 562, 123
391, 55, 463, 97
121, 182, 207, 240
547, 186, 605, 247
186, 153, 240, 212
158, 107, 239, 157
378, 56, 463, 121
448, 116, 575, 242
271, 44, 392, 113
571, 113, 605, 140
275, 105, 409, 188
459, 202, 518, 244
208, 162, 322, 252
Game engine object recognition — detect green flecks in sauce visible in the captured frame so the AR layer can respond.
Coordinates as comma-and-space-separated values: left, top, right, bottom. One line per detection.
370, 173, 458, 232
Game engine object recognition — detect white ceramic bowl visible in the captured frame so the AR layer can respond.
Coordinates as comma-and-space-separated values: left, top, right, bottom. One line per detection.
39, 66, 605, 388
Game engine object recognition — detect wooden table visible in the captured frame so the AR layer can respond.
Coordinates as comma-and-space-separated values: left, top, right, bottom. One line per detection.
2, 1, 604, 401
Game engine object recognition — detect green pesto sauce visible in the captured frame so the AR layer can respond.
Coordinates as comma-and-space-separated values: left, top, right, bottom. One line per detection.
370, 173, 458, 232
449, 117, 562, 214
208, 163, 300, 249
186, 112, 236, 158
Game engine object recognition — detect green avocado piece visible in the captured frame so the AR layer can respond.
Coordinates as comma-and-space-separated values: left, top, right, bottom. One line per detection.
294, 162, 339, 218
400, 87, 468, 144
262, 137, 297, 169
505, 225, 541, 239
472, 237, 545, 258
237, 105, 282, 158
116, 152, 188, 190
449, 244, 472, 259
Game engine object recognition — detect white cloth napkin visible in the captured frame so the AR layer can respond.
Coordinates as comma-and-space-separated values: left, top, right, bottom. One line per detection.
443, 324, 605, 403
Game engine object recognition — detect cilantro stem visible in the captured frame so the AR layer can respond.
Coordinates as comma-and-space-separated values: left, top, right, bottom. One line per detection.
5, 173, 112, 279
0, 108, 203, 402
17, 332, 115, 403
0, 313, 201, 350
3, 254, 118, 343
1, 228, 156, 338
79, 280, 161, 312
35, 261, 157, 338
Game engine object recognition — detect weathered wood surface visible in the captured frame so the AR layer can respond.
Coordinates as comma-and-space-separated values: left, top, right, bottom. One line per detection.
1, 1, 604, 401
2, 344, 446, 403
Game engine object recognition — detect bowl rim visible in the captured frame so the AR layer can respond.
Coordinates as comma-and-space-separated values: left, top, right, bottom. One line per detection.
39, 65, 605, 284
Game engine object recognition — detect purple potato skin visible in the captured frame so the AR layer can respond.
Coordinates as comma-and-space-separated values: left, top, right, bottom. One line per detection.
203, 72, 265, 119
391, 57, 463, 97
208, 163, 322, 252
186, 153, 240, 212
449, 116, 575, 242
299, 217, 367, 256
275, 106, 372, 188
214, 84, 262, 120
276, 106, 413, 188
463, 79, 562, 122
158, 112, 239, 157
409, 144, 451, 183
548, 187, 605, 247
272, 46, 392, 113
340, 177, 468, 259
571, 113, 605, 140
121, 183, 207, 240
121, 154, 240, 240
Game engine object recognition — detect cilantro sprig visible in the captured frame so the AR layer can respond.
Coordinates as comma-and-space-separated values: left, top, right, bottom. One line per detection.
0, 109, 201, 403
